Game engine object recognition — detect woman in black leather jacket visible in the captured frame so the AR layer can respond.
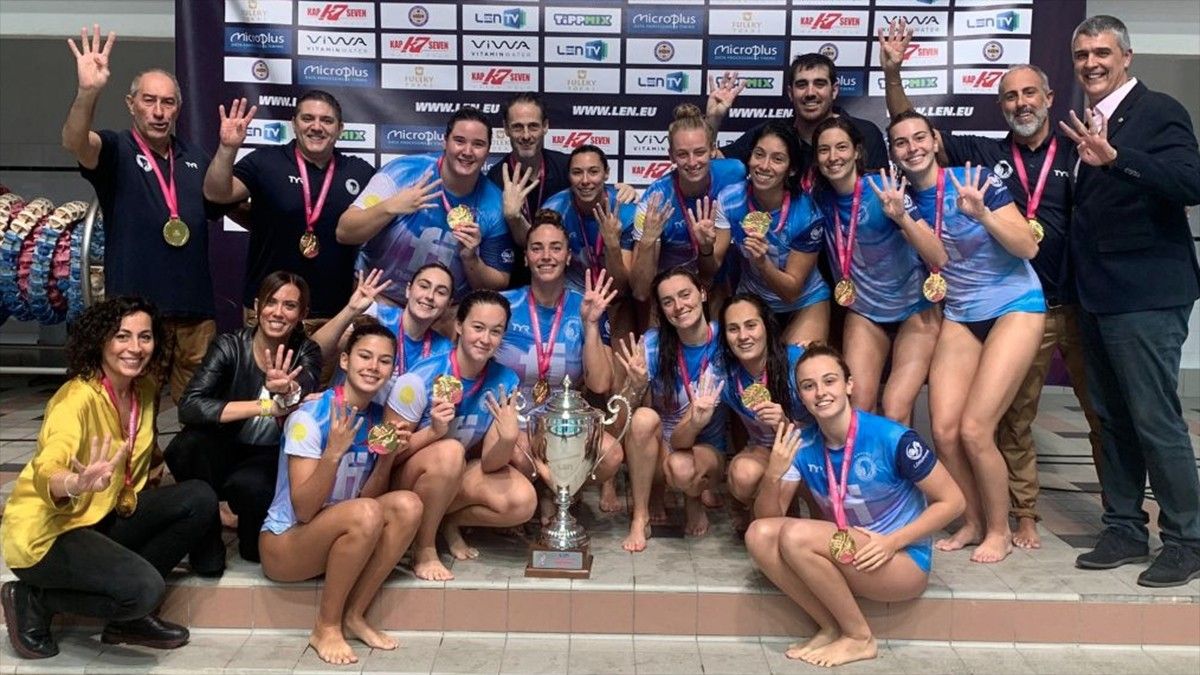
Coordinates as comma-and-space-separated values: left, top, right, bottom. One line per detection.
164, 271, 322, 562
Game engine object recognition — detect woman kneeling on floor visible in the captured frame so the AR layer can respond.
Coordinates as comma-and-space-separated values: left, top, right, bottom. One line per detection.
259, 320, 422, 665
747, 344, 964, 668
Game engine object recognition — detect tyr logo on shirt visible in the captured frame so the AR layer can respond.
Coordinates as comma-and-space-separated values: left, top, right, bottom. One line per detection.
185, 161, 199, 170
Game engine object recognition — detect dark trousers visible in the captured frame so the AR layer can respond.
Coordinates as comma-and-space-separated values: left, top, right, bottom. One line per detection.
1078, 305, 1200, 547
165, 426, 279, 562
11, 480, 217, 622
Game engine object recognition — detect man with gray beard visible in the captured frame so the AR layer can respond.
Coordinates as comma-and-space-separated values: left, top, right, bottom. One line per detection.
879, 21, 1102, 551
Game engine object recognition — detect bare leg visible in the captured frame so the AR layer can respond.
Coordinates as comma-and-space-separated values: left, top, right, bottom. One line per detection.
842, 311, 889, 415
960, 312, 1043, 564
880, 307, 941, 426
783, 301, 830, 347
623, 408, 664, 552
663, 444, 723, 537
393, 439, 466, 581
342, 491, 423, 650
259, 499, 384, 665
727, 446, 770, 506
928, 322, 985, 552
594, 433, 625, 513
442, 461, 537, 559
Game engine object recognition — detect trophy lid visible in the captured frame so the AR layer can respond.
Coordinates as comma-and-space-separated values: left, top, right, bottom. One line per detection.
545, 375, 591, 414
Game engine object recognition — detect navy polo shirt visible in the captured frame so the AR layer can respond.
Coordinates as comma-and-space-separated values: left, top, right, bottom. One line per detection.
81, 130, 221, 319
941, 131, 1073, 306
486, 148, 572, 288
233, 141, 375, 317
720, 108, 890, 175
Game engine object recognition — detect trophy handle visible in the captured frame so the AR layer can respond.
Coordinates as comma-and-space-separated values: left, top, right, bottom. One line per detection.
521, 414, 540, 482
602, 394, 632, 444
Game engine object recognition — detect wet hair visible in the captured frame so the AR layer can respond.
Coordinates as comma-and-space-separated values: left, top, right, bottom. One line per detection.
748, 121, 804, 196
787, 53, 837, 89
502, 92, 547, 124
128, 69, 181, 104
66, 296, 165, 382
667, 103, 715, 149
793, 341, 852, 383
295, 90, 343, 123
456, 289, 512, 326
886, 109, 937, 143
255, 271, 311, 345
719, 294, 796, 415
445, 106, 492, 145
1073, 15, 1131, 52
344, 316, 397, 353
651, 267, 705, 409
412, 261, 455, 289
810, 116, 868, 197
570, 144, 609, 172
527, 208, 568, 240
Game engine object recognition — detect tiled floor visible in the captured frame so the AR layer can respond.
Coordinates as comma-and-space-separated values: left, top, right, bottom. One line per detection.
1, 631, 1198, 674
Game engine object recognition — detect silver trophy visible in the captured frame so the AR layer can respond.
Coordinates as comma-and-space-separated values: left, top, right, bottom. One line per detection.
522, 375, 631, 577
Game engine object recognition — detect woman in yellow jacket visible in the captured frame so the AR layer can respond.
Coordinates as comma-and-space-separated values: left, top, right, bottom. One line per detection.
1, 297, 219, 660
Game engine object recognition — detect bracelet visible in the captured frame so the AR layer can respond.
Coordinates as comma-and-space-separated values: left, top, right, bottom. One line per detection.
273, 381, 301, 409
259, 398, 275, 417
63, 474, 79, 500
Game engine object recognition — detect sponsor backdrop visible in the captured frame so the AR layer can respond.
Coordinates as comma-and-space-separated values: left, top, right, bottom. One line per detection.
178, 0, 1085, 325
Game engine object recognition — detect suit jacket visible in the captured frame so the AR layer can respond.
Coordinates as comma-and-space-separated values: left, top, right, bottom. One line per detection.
1069, 81, 1200, 314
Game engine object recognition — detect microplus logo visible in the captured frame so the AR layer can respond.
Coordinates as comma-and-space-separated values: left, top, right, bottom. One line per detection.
225, 28, 291, 54
708, 40, 784, 67
627, 9, 703, 35
296, 59, 378, 87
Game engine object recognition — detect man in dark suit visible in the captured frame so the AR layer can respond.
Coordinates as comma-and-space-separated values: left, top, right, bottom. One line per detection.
1060, 15, 1200, 587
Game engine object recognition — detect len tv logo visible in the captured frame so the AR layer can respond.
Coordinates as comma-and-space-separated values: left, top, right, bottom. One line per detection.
968, 11, 1020, 32
557, 40, 609, 61
639, 71, 689, 93
476, 8, 526, 29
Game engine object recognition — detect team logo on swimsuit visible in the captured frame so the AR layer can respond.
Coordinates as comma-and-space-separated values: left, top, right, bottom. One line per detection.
902, 194, 913, 210
992, 160, 1013, 179
633, 210, 646, 235
345, 178, 360, 195
987, 173, 1004, 188
905, 440, 928, 462
563, 319, 581, 342
289, 422, 309, 442
501, 248, 514, 264
854, 456, 877, 482
136, 155, 153, 173
810, 225, 823, 241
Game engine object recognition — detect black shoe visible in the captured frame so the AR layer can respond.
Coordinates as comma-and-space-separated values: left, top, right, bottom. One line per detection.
1137, 544, 1200, 588
1, 581, 58, 659
1075, 530, 1150, 570
101, 615, 190, 650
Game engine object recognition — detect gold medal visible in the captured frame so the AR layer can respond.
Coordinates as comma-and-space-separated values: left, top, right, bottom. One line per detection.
740, 382, 771, 409
446, 205, 473, 230
162, 218, 189, 247
433, 374, 464, 404
742, 211, 771, 237
829, 529, 857, 564
1028, 218, 1044, 244
532, 378, 551, 405
922, 272, 947, 303
299, 231, 320, 258
366, 421, 401, 455
115, 486, 138, 518
834, 278, 857, 307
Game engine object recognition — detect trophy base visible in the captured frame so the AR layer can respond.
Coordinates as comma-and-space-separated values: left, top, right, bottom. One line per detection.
525, 544, 593, 579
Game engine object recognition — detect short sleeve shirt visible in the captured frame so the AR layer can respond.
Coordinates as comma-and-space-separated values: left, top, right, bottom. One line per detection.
632, 158, 745, 273
542, 186, 637, 293
388, 353, 521, 451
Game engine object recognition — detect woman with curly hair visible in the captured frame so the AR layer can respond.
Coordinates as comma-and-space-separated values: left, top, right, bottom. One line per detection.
1, 297, 219, 660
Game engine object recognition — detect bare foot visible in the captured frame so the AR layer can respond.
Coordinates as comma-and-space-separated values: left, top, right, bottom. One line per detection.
343, 614, 398, 650
649, 483, 669, 524
1012, 517, 1041, 550
784, 627, 839, 659
802, 635, 878, 668
700, 488, 724, 509
441, 521, 479, 560
218, 501, 238, 530
412, 546, 454, 581
935, 522, 982, 552
309, 624, 358, 665
684, 496, 709, 537
622, 518, 651, 552
599, 478, 622, 513
970, 532, 1013, 564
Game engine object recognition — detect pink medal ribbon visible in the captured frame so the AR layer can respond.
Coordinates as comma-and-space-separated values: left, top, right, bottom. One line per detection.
436, 156, 474, 221
100, 375, 140, 491
824, 410, 859, 543
672, 172, 712, 258
676, 323, 713, 402
931, 168, 947, 274
573, 192, 617, 284
449, 348, 488, 400
1010, 137, 1057, 220
528, 289, 566, 383
394, 313, 433, 375
747, 185, 791, 235
833, 179, 864, 281
130, 130, 180, 222
295, 146, 336, 236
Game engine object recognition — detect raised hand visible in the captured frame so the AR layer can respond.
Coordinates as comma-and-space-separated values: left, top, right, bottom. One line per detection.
263, 344, 303, 395
614, 182, 638, 205
326, 403, 363, 459
217, 98, 258, 149
429, 397, 457, 437
1059, 108, 1117, 167
878, 19, 913, 71
689, 370, 725, 428
451, 220, 482, 258
501, 162, 539, 222
686, 196, 717, 250
614, 332, 649, 391
867, 167, 910, 222
639, 193, 673, 243
582, 269, 618, 325
69, 435, 127, 494
484, 385, 521, 444
68, 24, 115, 92
947, 162, 989, 220
383, 170, 442, 216
706, 70, 745, 121
852, 526, 898, 572
766, 421, 804, 481
346, 268, 393, 314
593, 200, 623, 249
